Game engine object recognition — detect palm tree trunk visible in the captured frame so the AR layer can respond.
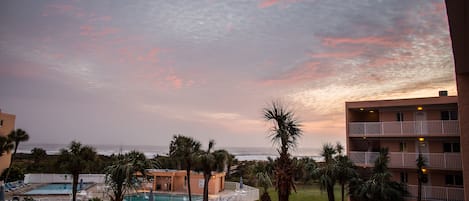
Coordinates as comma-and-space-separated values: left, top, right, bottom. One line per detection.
186, 166, 192, 201
72, 173, 79, 201
203, 174, 211, 201
341, 183, 345, 201
417, 180, 422, 201
4, 143, 18, 182
327, 185, 335, 201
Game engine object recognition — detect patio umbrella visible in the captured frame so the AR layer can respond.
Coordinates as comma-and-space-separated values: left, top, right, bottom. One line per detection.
148, 188, 154, 201
240, 177, 243, 190
79, 179, 83, 191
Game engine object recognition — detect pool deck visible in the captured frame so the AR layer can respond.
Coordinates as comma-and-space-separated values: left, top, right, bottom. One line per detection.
4, 182, 258, 201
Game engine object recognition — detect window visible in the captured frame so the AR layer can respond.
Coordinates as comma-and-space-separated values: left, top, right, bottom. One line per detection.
445, 175, 463, 186
400, 172, 408, 183
399, 142, 407, 152
396, 112, 404, 121
0, 119, 3, 127
444, 143, 461, 152
441, 111, 458, 120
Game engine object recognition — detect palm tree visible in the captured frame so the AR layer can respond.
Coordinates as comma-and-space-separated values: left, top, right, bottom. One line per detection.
257, 172, 273, 201
0, 136, 13, 157
263, 101, 302, 201
197, 140, 227, 201
57, 141, 97, 201
416, 154, 427, 201
4, 129, 29, 182
335, 152, 357, 201
106, 151, 156, 201
316, 143, 337, 201
169, 135, 201, 201
350, 148, 407, 201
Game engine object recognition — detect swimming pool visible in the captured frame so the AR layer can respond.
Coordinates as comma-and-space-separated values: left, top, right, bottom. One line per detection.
24, 183, 93, 195
125, 193, 202, 201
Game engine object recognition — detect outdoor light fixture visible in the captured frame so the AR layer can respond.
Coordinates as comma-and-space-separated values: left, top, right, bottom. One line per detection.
418, 137, 425, 142
421, 168, 427, 174
369, 110, 374, 113
417, 106, 423, 111
360, 108, 364, 111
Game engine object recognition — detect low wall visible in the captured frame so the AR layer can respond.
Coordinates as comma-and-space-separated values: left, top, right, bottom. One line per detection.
24, 174, 105, 184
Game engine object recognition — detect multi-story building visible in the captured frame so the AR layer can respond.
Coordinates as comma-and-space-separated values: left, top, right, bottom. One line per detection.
346, 92, 464, 201
0, 109, 16, 175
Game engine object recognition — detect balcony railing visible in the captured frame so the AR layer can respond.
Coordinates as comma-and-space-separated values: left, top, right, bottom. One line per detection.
406, 185, 464, 201
349, 151, 462, 170
349, 120, 459, 137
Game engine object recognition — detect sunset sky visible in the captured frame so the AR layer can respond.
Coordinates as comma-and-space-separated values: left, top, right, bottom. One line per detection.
0, 0, 457, 148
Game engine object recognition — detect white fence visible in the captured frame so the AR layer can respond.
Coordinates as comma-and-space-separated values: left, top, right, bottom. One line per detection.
349, 120, 459, 137
407, 185, 464, 201
212, 182, 259, 201
24, 174, 105, 184
349, 152, 462, 170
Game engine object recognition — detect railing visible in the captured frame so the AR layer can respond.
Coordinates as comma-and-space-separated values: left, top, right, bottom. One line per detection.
406, 185, 464, 201
24, 173, 106, 184
214, 181, 259, 201
349, 152, 462, 170
349, 120, 459, 137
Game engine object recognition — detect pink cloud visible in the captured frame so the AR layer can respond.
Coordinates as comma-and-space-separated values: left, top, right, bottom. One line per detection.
259, 0, 280, 8
80, 25, 119, 37
311, 49, 364, 59
258, 0, 302, 8
322, 36, 399, 47
261, 61, 332, 86
166, 75, 183, 89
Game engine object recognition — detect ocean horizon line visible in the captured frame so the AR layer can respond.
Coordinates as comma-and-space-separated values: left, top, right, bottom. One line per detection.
17, 143, 322, 161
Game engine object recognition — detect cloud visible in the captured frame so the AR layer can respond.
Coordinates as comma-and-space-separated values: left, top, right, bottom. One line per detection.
80, 25, 119, 37
322, 36, 400, 47
258, 0, 280, 8
261, 61, 334, 85
258, 0, 303, 8
311, 50, 364, 59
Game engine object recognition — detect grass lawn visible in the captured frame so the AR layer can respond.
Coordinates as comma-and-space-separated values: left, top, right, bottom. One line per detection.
263, 183, 343, 201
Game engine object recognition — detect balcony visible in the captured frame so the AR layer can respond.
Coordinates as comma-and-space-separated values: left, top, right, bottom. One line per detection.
349, 120, 459, 137
349, 151, 462, 170
406, 185, 464, 201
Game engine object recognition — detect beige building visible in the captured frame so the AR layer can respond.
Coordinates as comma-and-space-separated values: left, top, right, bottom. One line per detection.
140, 169, 226, 195
0, 110, 16, 175
346, 93, 464, 201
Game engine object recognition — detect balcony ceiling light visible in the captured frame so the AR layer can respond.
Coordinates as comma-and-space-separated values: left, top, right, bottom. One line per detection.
418, 137, 425, 142
417, 106, 423, 111
360, 108, 364, 111
369, 110, 374, 113
421, 168, 427, 174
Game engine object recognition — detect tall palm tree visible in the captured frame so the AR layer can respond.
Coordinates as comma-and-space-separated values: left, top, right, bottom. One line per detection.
57, 141, 97, 201
263, 101, 302, 201
257, 172, 273, 201
350, 148, 407, 201
4, 129, 29, 182
316, 144, 337, 201
169, 135, 201, 201
106, 151, 156, 201
197, 140, 227, 201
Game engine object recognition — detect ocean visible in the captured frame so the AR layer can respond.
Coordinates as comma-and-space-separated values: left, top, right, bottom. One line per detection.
17, 143, 322, 161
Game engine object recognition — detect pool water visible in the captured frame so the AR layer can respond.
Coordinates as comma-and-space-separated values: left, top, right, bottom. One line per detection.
125, 193, 202, 201
24, 183, 92, 195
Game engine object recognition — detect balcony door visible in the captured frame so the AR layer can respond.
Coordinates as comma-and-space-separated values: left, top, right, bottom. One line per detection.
415, 111, 428, 134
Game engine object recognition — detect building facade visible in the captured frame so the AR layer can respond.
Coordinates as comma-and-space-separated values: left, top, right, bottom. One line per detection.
140, 169, 226, 195
0, 110, 16, 174
346, 93, 464, 201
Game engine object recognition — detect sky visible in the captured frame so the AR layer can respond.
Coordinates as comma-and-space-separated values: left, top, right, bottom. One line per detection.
0, 0, 457, 149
